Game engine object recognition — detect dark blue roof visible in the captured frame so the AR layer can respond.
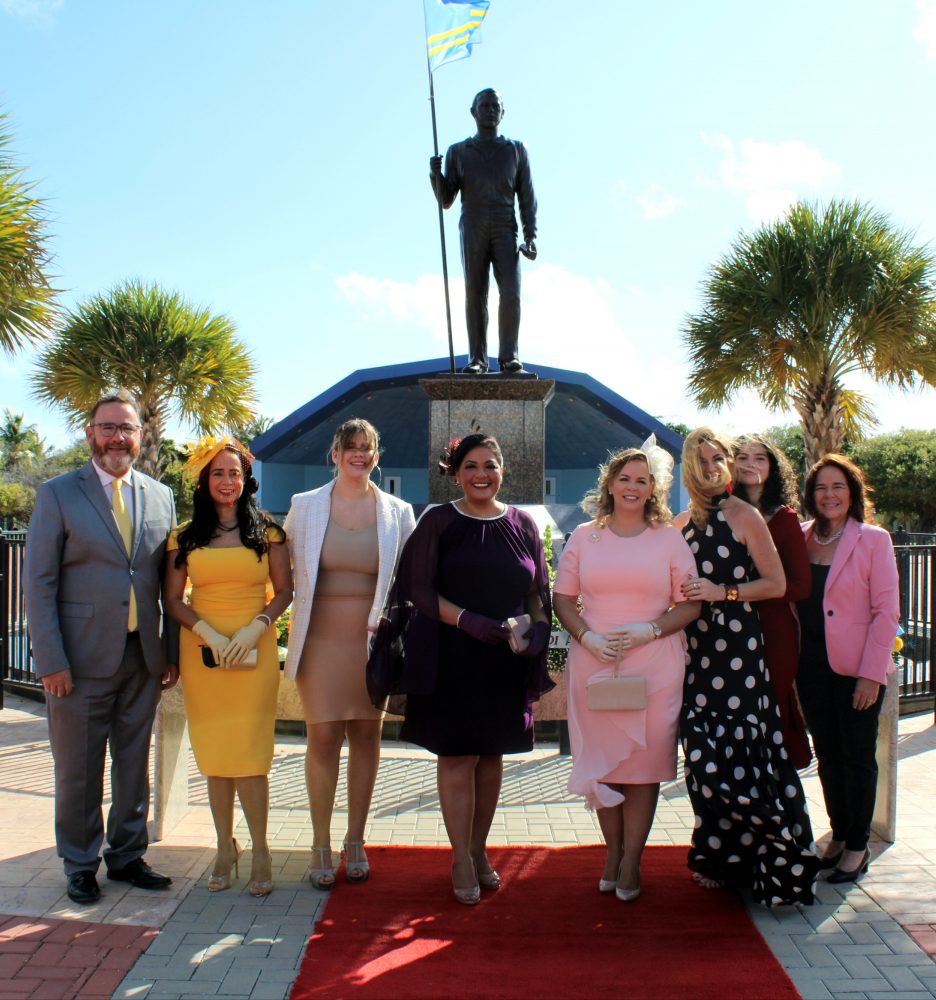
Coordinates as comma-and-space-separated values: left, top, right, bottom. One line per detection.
252, 356, 683, 468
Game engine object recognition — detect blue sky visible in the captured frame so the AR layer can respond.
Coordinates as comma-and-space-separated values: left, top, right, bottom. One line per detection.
3, 0, 936, 448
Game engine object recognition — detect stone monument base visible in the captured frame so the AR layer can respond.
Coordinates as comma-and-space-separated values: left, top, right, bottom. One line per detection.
420, 375, 555, 504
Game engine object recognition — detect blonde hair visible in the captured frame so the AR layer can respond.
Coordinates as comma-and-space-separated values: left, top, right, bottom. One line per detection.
581, 448, 673, 526
328, 418, 380, 471
682, 427, 735, 529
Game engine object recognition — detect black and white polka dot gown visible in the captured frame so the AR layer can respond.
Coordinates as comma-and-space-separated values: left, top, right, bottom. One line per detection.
680, 503, 818, 906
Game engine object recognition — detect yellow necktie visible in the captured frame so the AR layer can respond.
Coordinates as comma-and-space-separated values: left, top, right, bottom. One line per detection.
111, 479, 138, 632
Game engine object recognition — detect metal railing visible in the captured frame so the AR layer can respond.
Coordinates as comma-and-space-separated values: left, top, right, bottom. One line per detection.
2, 532, 935, 713
893, 544, 935, 712
1, 530, 33, 694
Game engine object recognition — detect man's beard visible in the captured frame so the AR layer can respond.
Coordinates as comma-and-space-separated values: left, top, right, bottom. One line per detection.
92, 440, 137, 475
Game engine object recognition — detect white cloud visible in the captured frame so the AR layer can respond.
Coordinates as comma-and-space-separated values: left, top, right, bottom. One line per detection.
914, 0, 936, 57
701, 133, 840, 221
332, 263, 936, 437
336, 264, 635, 368
0, 0, 63, 22
636, 183, 689, 221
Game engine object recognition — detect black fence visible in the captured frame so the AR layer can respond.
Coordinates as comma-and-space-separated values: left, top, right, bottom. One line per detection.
2, 531, 935, 714
1, 530, 30, 699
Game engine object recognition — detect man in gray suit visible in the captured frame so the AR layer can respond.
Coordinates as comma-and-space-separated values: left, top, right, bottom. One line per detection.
24, 390, 179, 904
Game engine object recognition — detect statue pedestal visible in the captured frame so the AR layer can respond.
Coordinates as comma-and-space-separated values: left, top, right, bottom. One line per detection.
871, 672, 899, 843
151, 687, 190, 841
420, 376, 555, 504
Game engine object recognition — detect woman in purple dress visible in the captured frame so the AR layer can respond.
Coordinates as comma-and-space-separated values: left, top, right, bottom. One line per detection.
391, 434, 553, 905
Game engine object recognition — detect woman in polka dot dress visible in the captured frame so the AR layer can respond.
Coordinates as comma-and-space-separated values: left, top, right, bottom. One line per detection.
675, 428, 818, 906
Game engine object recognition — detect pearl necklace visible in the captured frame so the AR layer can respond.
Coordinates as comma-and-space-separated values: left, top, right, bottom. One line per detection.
813, 527, 844, 546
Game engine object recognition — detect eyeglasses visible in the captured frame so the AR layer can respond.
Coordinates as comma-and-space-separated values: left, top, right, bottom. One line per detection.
89, 422, 141, 437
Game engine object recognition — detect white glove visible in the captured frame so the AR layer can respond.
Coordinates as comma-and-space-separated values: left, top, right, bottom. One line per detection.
223, 617, 268, 667
192, 620, 231, 666
606, 622, 656, 653
581, 630, 613, 662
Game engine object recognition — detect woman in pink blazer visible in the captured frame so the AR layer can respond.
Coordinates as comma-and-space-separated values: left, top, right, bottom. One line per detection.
796, 454, 899, 885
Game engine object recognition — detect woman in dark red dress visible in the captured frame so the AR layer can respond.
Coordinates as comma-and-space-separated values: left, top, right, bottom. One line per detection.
733, 434, 812, 768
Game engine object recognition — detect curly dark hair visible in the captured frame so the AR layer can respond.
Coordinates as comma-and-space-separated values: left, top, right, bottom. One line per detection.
174, 446, 283, 566
440, 433, 504, 476
732, 433, 800, 515
803, 453, 874, 528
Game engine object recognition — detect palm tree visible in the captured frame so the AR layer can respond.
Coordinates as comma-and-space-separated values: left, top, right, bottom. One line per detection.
0, 112, 58, 354
31, 280, 258, 478
0, 409, 46, 470
683, 200, 936, 466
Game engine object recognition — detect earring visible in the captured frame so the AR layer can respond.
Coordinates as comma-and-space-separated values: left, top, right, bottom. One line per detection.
370, 465, 383, 488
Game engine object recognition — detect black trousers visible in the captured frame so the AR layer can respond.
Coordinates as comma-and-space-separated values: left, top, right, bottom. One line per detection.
459, 221, 520, 369
797, 648, 882, 851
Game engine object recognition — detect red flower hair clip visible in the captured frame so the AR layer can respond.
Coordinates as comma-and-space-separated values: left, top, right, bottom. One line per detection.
438, 436, 462, 476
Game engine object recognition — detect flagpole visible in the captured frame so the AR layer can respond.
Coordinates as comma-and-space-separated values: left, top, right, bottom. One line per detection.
428, 64, 457, 375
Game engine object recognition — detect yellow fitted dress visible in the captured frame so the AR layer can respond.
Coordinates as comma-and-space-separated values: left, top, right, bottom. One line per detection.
169, 527, 283, 777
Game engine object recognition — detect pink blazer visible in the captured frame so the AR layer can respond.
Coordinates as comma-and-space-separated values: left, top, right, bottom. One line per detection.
801, 517, 899, 684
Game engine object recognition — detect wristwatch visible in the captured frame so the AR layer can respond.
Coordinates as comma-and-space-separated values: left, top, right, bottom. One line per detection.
650, 622, 662, 640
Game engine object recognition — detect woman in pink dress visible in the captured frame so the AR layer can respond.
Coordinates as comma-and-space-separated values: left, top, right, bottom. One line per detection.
554, 440, 700, 902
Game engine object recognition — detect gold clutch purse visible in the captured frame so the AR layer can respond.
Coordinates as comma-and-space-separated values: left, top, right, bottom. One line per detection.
586, 671, 647, 711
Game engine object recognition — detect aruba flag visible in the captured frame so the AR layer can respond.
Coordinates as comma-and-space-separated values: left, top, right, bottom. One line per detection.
424, 0, 491, 73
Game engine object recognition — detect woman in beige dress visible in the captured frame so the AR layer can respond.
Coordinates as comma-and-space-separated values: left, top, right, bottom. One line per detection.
283, 419, 415, 889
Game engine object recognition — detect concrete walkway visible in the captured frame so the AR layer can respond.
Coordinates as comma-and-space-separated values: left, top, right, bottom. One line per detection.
1, 691, 935, 999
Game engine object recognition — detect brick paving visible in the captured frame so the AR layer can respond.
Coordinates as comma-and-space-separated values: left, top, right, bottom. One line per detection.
1, 691, 935, 998
0, 916, 156, 999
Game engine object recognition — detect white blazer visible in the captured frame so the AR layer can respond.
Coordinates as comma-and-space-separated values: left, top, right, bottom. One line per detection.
282, 479, 416, 680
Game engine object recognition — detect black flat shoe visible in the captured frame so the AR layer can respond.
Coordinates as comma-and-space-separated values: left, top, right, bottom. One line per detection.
107, 858, 172, 889
461, 362, 488, 374
817, 850, 844, 870
827, 849, 870, 884
67, 871, 101, 904
498, 358, 524, 374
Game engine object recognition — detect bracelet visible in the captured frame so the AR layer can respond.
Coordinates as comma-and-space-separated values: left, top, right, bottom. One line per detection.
574, 626, 589, 643
255, 613, 273, 628
724, 584, 740, 602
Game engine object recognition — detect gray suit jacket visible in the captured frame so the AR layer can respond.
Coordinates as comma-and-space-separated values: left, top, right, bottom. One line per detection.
24, 460, 179, 679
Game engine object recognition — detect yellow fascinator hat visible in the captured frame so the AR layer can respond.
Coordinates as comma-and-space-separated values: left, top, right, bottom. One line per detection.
183, 435, 255, 483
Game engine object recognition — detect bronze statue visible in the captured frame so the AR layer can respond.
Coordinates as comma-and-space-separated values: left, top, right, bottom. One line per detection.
430, 88, 537, 375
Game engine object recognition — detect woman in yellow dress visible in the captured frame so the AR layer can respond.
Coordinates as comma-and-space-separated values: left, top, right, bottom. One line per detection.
164, 437, 292, 896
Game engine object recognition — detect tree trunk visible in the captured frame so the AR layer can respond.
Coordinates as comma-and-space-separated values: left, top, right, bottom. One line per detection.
137, 400, 166, 480
794, 376, 846, 469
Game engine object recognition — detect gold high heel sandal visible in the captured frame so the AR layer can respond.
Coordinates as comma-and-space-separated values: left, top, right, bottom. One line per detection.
207, 838, 240, 892
474, 854, 501, 891
452, 859, 480, 906
342, 840, 370, 884
247, 849, 274, 897
305, 846, 337, 890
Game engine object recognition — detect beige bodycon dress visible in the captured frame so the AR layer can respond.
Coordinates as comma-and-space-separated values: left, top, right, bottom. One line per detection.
296, 519, 382, 723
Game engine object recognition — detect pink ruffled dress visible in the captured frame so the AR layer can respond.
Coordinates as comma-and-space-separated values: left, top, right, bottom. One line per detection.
554, 522, 695, 810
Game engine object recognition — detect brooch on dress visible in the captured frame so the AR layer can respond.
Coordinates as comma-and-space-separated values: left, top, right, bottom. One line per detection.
589, 531, 601, 543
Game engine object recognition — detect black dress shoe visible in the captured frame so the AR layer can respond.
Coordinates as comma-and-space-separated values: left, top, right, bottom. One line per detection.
817, 850, 844, 870
107, 858, 172, 889
67, 871, 101, 904
461, 361, 488, 374
499, 358, 524, 374
827, 849, 870, 884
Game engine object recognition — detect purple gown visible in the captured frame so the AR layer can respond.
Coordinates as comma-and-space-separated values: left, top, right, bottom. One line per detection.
395, 503, 553, 756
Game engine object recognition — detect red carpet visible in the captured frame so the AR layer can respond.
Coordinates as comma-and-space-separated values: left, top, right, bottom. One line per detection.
290, 845, 798, 1000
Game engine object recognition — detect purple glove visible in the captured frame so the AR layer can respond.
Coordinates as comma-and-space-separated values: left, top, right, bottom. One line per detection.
519, 620, 551, 657
458, 611, 510, 645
